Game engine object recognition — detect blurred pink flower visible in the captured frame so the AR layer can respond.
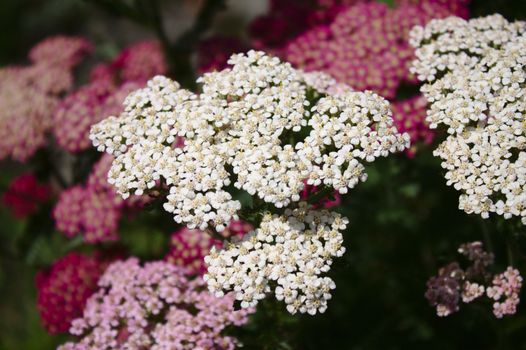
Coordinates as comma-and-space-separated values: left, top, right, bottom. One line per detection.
487, 267, 523, 318
59, 258, 253, 349
0, 36, 91, 161
111, 40, 167, 83
285, 0, 470, 154
53, 40, 165, 153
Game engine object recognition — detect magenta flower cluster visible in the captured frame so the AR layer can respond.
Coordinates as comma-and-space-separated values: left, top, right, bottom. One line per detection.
53, 41, 166, 152
0, 36, 91, 161
165, 220, 253, 275
36, 252, 107, 334
250, 0, 365, 53
59, 258, 253, 350
285, 0, 469, 153
425, 242, 522, 318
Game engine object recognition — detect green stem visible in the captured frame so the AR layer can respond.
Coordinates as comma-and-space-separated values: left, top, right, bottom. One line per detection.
480, 218, 494, 255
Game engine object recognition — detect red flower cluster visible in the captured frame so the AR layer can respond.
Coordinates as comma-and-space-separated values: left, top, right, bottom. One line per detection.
2, 173, 50, 218
36, 252, 108, 334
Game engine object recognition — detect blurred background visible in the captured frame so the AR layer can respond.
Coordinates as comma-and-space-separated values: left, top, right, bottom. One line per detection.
1, 0, 526, 349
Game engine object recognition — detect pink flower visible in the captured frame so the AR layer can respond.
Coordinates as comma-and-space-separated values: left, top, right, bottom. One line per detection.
111, 40, 167, 83
487, 267, 523, 318
59, 259, 253, 349
36, 252, 107, 334
285, 0, 470, 154
391, 96, 434, 157
0, 36, 91, 161
28, 36, 92, 68
53, 80, 141, 152
426, 242, 522, 318
53, 185, 121, 243
53, 154, 148, 243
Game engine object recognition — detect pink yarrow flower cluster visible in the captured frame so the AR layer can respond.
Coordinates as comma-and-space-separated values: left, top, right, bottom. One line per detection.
425, 242, 522, 318
53, 41, 166, 152
36, 252, 108, 334
285, 0, 469, 153
487, 267, 523, 318
53, 154, 145, 243
2, 173, 50, 218
0, 36, 91, 161
59, 258, 253, 350
250, 0, 366, 52
166, 220, 253, 275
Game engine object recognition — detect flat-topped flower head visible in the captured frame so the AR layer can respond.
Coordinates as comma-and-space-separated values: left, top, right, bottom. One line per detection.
90, 51, 409, 232
204, 203, 347, 315
411, 15, 526, 223
59, 258, 253, 350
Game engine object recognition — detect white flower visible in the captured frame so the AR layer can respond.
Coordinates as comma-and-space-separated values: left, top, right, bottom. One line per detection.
90, 51, 408, 230
203, 203, 347, 315
411, 15, 526, 223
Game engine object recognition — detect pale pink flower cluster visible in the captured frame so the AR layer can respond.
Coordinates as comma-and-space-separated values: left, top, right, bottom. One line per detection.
53, 41, 166, 152
487, 267, 523, 318
0, 36, 91, 161
165, 220, 253, 275
59, 258, 253, 350
54, 81, 141, 152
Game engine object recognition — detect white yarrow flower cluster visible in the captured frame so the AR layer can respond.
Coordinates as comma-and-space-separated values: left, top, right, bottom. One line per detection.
90, 51, 409, 314
91, 51, 409, 231
204, 203, 347, 315
410, 15, 526, 223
